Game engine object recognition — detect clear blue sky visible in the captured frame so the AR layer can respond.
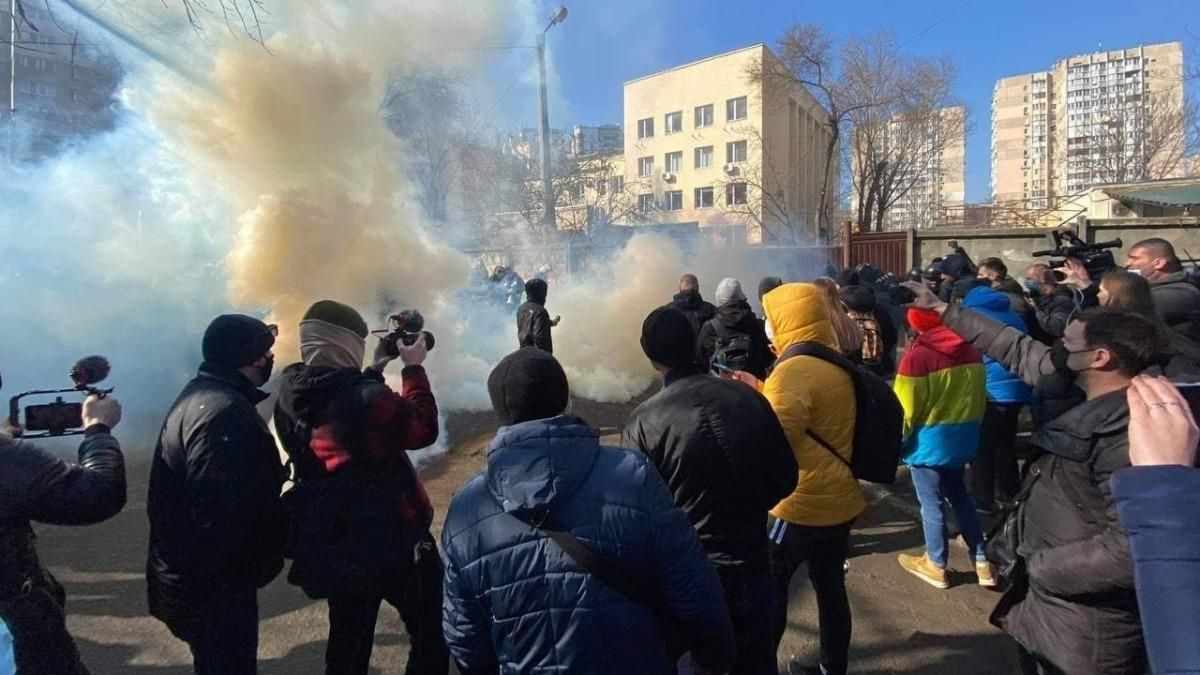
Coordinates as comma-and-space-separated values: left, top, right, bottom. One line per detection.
505, 0, 1198, 203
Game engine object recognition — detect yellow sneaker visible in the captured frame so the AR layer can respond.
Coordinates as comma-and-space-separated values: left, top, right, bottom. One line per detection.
898, 553, 949, 589
976, 560, 998, 588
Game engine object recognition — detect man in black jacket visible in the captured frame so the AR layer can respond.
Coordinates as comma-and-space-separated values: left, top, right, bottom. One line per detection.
1023, 264, 1078, 341
147, 314, 287, 675
624, 306, 798, 675
697, 278, 773, 379
669, 273, 717, 338
1126, 237, 1200, 334
516, 278, 558, 353
0, 393, 124, 675
905, 282, 1164, 674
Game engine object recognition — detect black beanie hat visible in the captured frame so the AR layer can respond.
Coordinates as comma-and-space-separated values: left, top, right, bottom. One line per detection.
202, 314, 276, 369
839, 284, 877, 312
640, 306, 696, 370
758, 276, 784, 300
487, 347, 570, 425
524, 278, 548, 304
302, 300, 369, 338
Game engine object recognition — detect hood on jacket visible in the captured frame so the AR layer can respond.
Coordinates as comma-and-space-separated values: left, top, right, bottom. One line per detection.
761, 283, 838, 353
277, 362, 362, 422
716, 299, 755, 327
524, 278, 548, 304
486, 416, 600, 514
915, 324, 978, 360
963, 285, 1013, 313
672, 289, 708, 310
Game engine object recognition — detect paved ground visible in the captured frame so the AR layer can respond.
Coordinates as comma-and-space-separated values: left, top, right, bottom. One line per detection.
36, 398, 1020, 674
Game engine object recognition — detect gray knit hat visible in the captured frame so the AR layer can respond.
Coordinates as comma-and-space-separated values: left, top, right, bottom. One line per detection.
714, 278, 746, 306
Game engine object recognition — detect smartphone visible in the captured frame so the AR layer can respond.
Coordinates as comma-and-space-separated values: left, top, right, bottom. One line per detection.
711, 363, 734, 375
24, 399, 84, 434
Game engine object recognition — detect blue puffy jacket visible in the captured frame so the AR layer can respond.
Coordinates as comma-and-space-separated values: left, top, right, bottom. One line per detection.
962, 286, 1033, 404
1113, 465, 1200, 675
441, 416, 735, 675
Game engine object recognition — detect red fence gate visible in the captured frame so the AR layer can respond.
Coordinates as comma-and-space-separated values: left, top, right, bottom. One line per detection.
843, 227, 911, 277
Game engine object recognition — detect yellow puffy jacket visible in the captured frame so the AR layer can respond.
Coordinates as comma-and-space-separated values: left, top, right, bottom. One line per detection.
762, 283, 865, 527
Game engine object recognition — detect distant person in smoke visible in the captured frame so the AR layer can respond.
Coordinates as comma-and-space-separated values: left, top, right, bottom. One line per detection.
517, 278, 559, 353
697, 278, 773, 380
147, 314, 288, 675
441, 347, 736, 674
625, 306, 797, 675
273, 300, 448, 675
491, 266, 525, 308
669, 273, 718, 339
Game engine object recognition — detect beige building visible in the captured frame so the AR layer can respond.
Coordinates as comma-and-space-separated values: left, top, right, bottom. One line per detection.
992, 42, 1185, 210
621, 44, 836, 243
851, 106, 966, 230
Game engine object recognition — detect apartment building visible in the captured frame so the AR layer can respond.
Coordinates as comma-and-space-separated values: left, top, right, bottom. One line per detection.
851, 105, 966, 230
992, 41, 1184, 210
622, 44, 836, 243
0, 2, 121, 159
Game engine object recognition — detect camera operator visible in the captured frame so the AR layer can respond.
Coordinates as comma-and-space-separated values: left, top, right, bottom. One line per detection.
274, 300, 448, 675
0, 391, 124, 674
1021, 263, 1078, 342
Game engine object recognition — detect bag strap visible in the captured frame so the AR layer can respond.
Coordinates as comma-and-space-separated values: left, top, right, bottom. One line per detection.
776, 342, 855, 470
508, 508, 661, 612
708, 318, 737, 342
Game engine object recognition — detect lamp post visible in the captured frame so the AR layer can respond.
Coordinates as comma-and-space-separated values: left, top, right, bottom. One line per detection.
536, 6, 567, 238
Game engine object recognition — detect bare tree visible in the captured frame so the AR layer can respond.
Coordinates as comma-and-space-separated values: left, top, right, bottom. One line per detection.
1058, 89, 1190, 188
713, 128, 812, 243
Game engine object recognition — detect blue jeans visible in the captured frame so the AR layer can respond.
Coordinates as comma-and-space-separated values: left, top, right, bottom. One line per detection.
909, 466, 986, 568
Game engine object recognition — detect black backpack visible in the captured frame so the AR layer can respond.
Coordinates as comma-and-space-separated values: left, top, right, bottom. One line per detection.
707, 319, 754, 374
776, 341, 903, 484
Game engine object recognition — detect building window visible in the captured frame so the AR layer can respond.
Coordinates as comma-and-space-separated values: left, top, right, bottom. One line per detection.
637, 117, 654, 139
597, 179, 607, 196
726, 140, 747, 164
695, 104, 713, 128
695, 145, 713, 169
726, 183, 748, 205
665, 111, 683, 135
569, 183, 584, 201
665, 151, 682, 173
726, 96, 747, 122
664, 190, 683, 211
639, 193, 655, 212
611, 176, 624, 194
638, 156, 654, 177
694, 186, 714, 209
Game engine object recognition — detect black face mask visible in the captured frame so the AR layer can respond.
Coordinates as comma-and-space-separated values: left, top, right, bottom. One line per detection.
257, 354, 275, 385
1049, 342, 1075, 380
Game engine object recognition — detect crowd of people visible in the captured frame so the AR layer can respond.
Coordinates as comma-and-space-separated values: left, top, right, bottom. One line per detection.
2, 236, 1200, 675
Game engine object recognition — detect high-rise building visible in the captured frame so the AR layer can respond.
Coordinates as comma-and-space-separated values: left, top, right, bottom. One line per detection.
0, 1, 121, 159
850, 105, 966, 230
623, 44, 836, 243
992, 42, 1184, 210
571, 124, 623, 157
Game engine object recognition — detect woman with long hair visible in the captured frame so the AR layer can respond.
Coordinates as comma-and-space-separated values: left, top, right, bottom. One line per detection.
811, 277, 863, 357
1098, 270, 1156, 317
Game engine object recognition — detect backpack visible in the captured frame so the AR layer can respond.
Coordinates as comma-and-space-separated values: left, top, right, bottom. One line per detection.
708, 320, 754, 374
848, 309, 883, 366
776, 341, 903, 484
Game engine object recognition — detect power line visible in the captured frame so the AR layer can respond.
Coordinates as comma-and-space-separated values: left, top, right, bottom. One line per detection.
899, 0, 973, 49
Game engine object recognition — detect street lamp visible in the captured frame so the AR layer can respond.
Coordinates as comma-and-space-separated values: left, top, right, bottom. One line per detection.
536, 6, 567, 238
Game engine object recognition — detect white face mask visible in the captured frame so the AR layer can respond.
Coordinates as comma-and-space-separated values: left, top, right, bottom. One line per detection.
764, 317, 775, 342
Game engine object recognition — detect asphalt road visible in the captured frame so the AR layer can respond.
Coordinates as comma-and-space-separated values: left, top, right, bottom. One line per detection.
35, 415, 1020, 674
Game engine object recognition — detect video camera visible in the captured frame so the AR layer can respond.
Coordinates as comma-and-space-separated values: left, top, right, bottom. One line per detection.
372, 310, 435, 357
6, 356, 114, 439
1032, 229, 1122, 281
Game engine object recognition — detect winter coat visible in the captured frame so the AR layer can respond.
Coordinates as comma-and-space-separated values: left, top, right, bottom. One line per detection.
1033, 286, 1078, 340
696, 300, 773, 379
669, 289, 718, 339
962, 286, 1034, 404
841, 285, 899, 378
622, 369, 797, 572
1112, 465, 1200, 675
995, 278, 1031, 318
146, 363, 288, 641
1149, 271, 1200, 333
0, 429, 125, 675
992, 389, 1144, 675
516, 301, 553, 353
273, 365, 441, 581
441, 416, 735, 675
760, 284, 865, 527
894, 325, 987, 468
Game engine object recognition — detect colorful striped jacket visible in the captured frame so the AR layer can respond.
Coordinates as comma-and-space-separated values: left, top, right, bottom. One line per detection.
893, 324, 987, 468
